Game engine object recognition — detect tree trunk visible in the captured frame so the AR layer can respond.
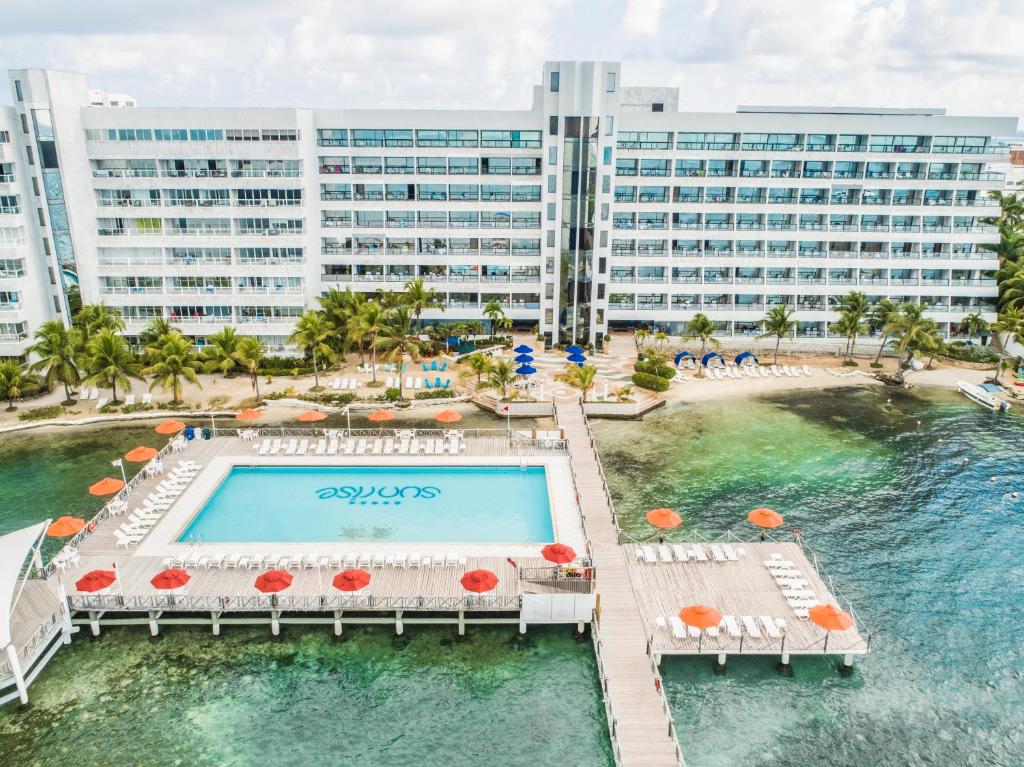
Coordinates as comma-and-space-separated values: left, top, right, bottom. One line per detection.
774, 336, 781, 364
873, 333, 889, 365
254, 373, 261, 402
312, 353, 319, 388
849, 336, 857, 360
370, 338, 378, 383
63, 380, 72, 403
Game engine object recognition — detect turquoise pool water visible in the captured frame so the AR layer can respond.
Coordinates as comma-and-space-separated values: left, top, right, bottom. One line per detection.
178, 465, 555, 544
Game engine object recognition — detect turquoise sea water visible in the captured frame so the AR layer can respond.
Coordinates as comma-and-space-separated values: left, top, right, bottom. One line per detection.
593, 385, 1024, 767
180, 465, 554, 543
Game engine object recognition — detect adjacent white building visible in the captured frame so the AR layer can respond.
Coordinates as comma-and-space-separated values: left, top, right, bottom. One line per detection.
0, 61, 1016, 356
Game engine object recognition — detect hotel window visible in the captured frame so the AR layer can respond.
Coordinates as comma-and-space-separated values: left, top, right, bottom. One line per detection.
549, 116, 559, 136
260, 129, 299, 141
384, 129, 413, 147
226, 129, 261, 142
607, 72, 616, 92
550, 71, 560, 92
188, 128, 223, 141
352, 129, 384, 147
549, 146, 557, 166
14, 81, 23, 101
448, 157, 478, 175
933, 135, 988, 154
317, 129, 348, 147
0, 131, 9, 143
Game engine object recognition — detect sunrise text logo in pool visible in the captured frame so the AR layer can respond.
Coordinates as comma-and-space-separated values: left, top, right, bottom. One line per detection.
315, 485, 442, 506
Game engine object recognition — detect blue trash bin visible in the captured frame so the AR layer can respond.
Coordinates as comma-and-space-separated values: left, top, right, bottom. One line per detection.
184, 427, 195, 441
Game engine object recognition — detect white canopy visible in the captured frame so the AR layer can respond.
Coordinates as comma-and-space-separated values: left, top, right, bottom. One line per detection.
0, 522, 47, 648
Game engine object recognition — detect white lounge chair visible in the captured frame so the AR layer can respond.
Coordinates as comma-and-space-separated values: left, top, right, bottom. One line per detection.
284, 438, 298, 455
316, 439, 327, 455
372, 438, 384, 455
641, 545, 657, 563
760, 615, 783, 638
296, 438, 309, 455
355, 438, 367, 454
141, 393, 152, 404
385, 376, 394, 388
669, 616, 687, 639
692, 544, 708, 562
343, 438, 356, 455
722, 544, 739, 561
723, 615, 742, 638
407, 552, 421, 569
655, 616, 667, 631
741, 616, 762, 637
657, 544, 673, 562
394, 553, 408, 568
124, 394, 136, 406
709, 544, 726, 562
802, 364, 814, 376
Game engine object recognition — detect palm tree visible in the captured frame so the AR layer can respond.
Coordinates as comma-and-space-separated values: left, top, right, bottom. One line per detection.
138, 316, 180, 348
870, 299, 900, 366
481, 359, 518, 401
989, 190, 1024, 230
634, 327, 650, 351
556, 363, 598, 402
354, 302, 388, 383
829, 311, 870, 362
494, 314, 513, 335
374, 306, 427, 399
981, 221, 1024, 265
74, 304, 125, 347
234, 336, 266, 402
757, 306, 796, 364
27, 320, 80, 404
202, 326, 242, 377
461, 352, 493, 386
318, 287, 365, 357
0, 360, 24, 411
684, 313, 719, 376
83, 328, 142, 404
959, 312, 989, 342
288, 311, 336, 389
483, 300, 506, 334
884, 303, 939, 370
991, 308, 1024, 349
403, 278, 444, 326
142, 332, 202, 405
997, 258, 1024, 310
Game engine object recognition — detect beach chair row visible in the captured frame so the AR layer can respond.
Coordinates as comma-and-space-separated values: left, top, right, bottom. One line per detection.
254, 435, 464, 457
113, 461, 201, 548
331, 378, 360, 390
658, 614, 788, 641
79, 389, 154, 408
163, 551, 470, 571
635, 542, 746, 564
703, 364, 815, 381
765, 554, 820, 619
387, 376, 451, 390
421, 360, 448, 372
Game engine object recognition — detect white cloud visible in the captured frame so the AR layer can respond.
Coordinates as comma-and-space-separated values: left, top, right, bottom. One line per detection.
0, 0, 1020, 125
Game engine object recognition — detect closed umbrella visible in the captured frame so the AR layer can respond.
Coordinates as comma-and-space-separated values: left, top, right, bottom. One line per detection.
89, 477, 125, 496
47, 516, 85, 537
124, 446, 159, 462
332, 569, 371, 592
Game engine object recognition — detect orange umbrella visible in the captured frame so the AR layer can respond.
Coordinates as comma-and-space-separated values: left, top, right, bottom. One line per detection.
541, 543, 577, 564
89, 477, 125, 496
435, 409, 463, 424
332, 569, 371, 592
236, 408, 263, 422
748, 507, 784, 529
646, 508, 682, 529
154, 419, 186, 435
808, 604, 854, 632
367, 409, 395, 422
150, 568, 191, 590
460, 569, 499, 593
47, 516, 85, 537
296, 410, 327, 423
678, 604, 723, 629
254, 569, 293, 593
124, 446, 159, 462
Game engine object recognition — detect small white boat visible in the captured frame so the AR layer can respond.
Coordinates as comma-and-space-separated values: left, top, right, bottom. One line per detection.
956, 379, 1010, 412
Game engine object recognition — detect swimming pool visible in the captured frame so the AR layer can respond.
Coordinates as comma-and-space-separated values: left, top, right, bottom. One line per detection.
177, 465, 555, 544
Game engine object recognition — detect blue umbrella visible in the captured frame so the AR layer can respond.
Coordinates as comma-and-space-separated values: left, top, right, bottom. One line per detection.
514, 354, 534, 364
566, 345, 584, 354
516, 364, 537, 375
513, 344, 533, 354
567, 352, 587, 364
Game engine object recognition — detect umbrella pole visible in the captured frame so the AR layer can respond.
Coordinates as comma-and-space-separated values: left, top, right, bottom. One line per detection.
823, 630, 830, 655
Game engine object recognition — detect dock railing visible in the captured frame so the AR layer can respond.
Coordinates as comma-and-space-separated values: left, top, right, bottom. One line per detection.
590, 620, 624, 767
68, 593, 524, 613
517, 565, 596, 594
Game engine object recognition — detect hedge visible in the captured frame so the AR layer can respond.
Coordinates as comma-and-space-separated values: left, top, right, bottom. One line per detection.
631, 372, 671, 392
634, 359, 674, 379
943, 343, 999, 364
414, 389, 456, 400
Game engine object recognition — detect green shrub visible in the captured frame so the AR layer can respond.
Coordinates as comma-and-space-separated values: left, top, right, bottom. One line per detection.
943, 343, 999, 364
631, 372, 671, 392
842, 359, 859, 367
414, 389, 456, 400
121, 403, 155, 414
18, 405, 64, 421
384, 387, 401, 402
97, 404, 119, 414
634, 359, 675, 379
297, 391, 357, 406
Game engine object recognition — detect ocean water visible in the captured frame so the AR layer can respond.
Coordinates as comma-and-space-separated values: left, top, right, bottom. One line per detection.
0, 415, 610, 767
180, 465, 553, 543
593, 385, 1024, 767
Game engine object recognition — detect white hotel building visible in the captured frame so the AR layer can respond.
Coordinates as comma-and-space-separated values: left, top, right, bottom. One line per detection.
0, 61, 1016, 356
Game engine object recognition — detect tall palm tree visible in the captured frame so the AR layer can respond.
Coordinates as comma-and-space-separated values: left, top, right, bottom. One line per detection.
981, 221, 1024, 265
684, 313, 719, 376
634, 327, 650, 351
74, 304, 125, 348
0, 360, 24, 411
997, 258, 1024, 310
403, 278, 444, 326
870, 299, 900, 366
142, 332, 202, 405
234, 336, 266, 402
202, 326, 242, 377
27, 320, 80, 404
989, 190, 1024, 230
482, 359, 518, 400
884, 303, 939, 370
461, 352, 493, 386
318, 287, 365, 356
374, 306, 427, 399
83, 328, 142, 404
991, 307, 1024, 349
288, 311, 336, 389
757, 306, 796, 364
354, 301, 388, 383
829, 311, 870, 362
959, 312, 989, 342
556, 363, 598, 402
483, 300, 506, 334
138, 316, 179, 348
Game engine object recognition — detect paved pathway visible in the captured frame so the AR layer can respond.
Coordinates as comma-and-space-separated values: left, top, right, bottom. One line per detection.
555, 398, 683, 766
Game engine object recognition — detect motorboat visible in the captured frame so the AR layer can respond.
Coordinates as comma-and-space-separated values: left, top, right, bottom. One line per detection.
956, 379, 1010, 412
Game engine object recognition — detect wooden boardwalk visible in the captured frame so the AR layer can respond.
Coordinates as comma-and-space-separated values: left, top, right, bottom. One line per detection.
555, 400, 684, 767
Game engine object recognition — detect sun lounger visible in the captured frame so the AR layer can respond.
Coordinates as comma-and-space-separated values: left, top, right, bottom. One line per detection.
257, 438, 271, 455
394, 553, 408, 568
783, 588, 817, 599
223, 554, 240, 569
207, 554, 225, 569
296, 439, 309, 455
706, 624, 719, 638
760, 616, 783, 638
332, 377, 342, 390
692, 544, 708, 562
269, 438, 282, 454
448, 438, 459, 456
741, 616, 762, 637
803, 365, 814, 376
641, 545, 658, 563
775, 618, 787, 634
656, 616, 667, 630
372, 438, 384, 455
657, 544, 673, 562
316, 439, 327, 455
141, 393, 152, 404
669, 616, 687, 639
246, 555, 264, 570
284, 438, 298, 455
124, 394, 136, 406
687, 624, 701, 638
407, 552, 421, 569
355, 438, 367, 454
431, 440, 445, 455
721, 615, 741, 638
349, 379, 358, 390
709, 544, 726, 562
419, 438, 433, 454
96, 397, 108, 409
343, 438, 356, 455
343, 552, 357, 568
409, 438, 420, 454
303, 554, 319, 569
770, 365, 781, 377
722, 544, 739, 561
357, 552, 372, 568
328, 439, 338, 455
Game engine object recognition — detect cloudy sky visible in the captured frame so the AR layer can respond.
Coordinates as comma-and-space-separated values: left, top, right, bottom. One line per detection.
0, 0, 1021, 126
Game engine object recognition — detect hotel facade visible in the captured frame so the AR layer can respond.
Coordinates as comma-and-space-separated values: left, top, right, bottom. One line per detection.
0, 61, 1016, 356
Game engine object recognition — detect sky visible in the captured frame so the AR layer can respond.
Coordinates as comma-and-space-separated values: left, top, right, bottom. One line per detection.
0, 0, 1021, 127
